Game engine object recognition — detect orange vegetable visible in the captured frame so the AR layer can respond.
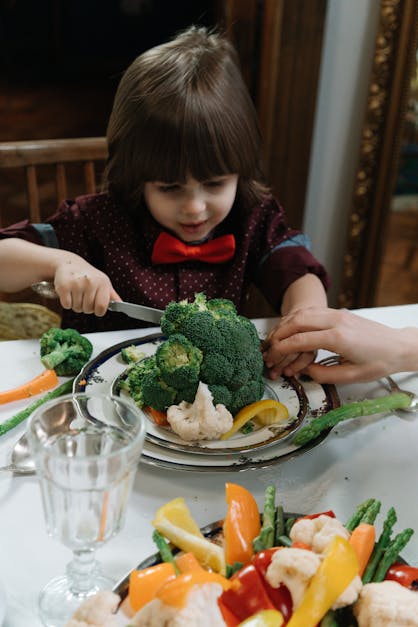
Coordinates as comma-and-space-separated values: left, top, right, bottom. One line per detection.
291, 541, 312, 550
175, 551, 205, 573
146, 406, 169, 427
0, 369, 59, 404
157, 570, 232, 609
349, 522, 376, 576
129, 562, 177, 612
224, 482, 261, 566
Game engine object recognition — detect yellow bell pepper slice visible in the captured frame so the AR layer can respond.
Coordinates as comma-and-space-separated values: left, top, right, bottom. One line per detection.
221, 400, 289, 440
238, 609, 284, 626
286, 536, 359, 627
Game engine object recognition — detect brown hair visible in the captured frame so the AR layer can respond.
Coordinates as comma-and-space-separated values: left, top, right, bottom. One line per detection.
104, 26, 270, 212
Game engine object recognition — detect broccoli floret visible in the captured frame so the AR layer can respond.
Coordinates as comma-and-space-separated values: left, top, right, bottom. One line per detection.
120, 345, 145, 364
230, 379, 265, 416
175, 381, 199, 404
207, 384, 232, 408
132, 293, 265, 416
40, 328, 93, 376
206, 298, 237, 319
122, 356, 157, 406
200, 352, 233, 386
156, 334, 202, 388
141, 370, 177, 412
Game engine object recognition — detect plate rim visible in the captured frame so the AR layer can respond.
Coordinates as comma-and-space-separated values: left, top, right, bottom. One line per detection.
74, 334, 340, 472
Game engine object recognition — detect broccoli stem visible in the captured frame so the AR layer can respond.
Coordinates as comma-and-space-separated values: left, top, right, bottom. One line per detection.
0, 378, 74, 437
362, 507, 397, 584
293, 393, 412, 446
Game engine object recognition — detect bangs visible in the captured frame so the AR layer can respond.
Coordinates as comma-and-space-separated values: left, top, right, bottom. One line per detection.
137, 93, 262, 183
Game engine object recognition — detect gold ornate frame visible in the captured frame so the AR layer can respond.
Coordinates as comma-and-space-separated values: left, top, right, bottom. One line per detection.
338, 0, 418, 308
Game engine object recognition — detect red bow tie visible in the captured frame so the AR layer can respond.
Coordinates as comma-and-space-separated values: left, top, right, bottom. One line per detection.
151, 232, 236, 265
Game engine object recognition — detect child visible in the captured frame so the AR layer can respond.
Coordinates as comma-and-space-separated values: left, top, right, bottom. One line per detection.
0, 26, 329, 376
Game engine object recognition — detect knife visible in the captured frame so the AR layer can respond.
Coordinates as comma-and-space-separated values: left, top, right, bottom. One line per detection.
108, 300, 163, 325
31, 281, 163, 325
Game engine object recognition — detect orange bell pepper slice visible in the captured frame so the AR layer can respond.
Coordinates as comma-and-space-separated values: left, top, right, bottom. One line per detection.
224, 483, 261, 566
129, 562, 176, 612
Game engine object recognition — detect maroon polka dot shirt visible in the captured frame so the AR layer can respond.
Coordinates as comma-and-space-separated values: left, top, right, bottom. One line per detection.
0, 193, 329, 332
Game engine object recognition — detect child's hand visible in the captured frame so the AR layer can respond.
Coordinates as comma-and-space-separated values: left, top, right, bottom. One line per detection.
54, 257, 121, 317
261, 315, 317, 379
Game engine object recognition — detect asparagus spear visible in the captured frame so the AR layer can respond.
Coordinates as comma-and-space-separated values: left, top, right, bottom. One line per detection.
360, 499, 381, 525
0, 378, 74, 436
274, 504, 285, 545
345, 498, 376, 531
373, 527, 414, 582
362, 507, 397, 584
293, 393, 411, 446
152, 530, 180, 574
253, 485, 276, 552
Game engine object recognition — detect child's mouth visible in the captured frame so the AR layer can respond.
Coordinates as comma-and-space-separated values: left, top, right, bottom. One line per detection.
180, 221, 207, 234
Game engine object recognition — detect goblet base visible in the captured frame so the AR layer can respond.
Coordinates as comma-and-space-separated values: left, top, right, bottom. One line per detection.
38, 572, 115, 627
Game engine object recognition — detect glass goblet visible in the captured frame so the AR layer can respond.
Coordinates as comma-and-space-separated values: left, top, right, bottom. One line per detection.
27, 392, 146, 627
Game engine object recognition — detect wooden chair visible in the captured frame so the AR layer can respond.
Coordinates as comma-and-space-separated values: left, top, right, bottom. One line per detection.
0, 137, 108, 225
0, 137, 108, 336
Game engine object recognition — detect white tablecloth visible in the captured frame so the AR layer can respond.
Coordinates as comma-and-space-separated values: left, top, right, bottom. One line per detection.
1, 304, 418, 626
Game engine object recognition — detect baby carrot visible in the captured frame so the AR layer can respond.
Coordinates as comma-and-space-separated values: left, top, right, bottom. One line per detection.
349, 522, 376, 576
0, 369, 59, 404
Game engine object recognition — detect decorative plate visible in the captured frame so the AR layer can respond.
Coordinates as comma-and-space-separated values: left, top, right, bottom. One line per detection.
74, 334, 340, 472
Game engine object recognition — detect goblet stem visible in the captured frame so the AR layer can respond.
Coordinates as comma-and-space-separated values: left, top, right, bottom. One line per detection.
66, 549, 102, 594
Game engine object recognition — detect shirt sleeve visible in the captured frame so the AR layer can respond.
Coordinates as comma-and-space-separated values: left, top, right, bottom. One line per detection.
248, 197, 330, 310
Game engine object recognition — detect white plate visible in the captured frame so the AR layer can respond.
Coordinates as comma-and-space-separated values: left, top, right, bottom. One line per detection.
74, 334, 339, 472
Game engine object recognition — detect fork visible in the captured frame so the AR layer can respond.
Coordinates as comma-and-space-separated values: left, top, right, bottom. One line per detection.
317, 355, 418, 413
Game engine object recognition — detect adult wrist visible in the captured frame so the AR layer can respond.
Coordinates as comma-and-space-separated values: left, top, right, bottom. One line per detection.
395, 327, 418, 373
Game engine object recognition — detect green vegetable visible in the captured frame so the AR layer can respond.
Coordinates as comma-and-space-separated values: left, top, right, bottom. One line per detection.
274, 505, 285, 544
373, 527, 414, 582
362, 506, 397, 583
293, 393, 412, 446
226, 561, 244, 578
345, 498, 376, 531
319, 610, 338, 627
40, 328, 93, 376
0, 378, 74, 436
120, 356, 158, 407
152, 530, 179, 574
131, 293, 265, 414
253, 485, 276, 552
360, 499, 381, 525
276, 535, 292, 547
120, 345, 145, 364
156, 334, 202, 388
285, 517, 296, 536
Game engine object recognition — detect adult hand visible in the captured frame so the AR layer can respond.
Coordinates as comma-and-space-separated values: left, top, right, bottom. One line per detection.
54, 256, 121, 316
261, 307, 416, 383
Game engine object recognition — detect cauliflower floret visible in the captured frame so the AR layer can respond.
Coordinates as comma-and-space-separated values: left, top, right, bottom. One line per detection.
353, 580, 418, 626
167, 382, 233, 441
65, 590, 121, 627
266, 547, 321, 609
332, 575, 362, 610
131, 582, 226, 626
290, 515, 350, 554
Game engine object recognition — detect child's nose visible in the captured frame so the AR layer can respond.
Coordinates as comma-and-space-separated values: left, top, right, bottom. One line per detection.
182, 192, 206, 215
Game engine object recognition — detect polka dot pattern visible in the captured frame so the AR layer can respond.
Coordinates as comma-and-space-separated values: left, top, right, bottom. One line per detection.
0, 192, 329, 332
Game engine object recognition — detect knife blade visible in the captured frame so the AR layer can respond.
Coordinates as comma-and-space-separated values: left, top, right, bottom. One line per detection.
108, 300, 163, 324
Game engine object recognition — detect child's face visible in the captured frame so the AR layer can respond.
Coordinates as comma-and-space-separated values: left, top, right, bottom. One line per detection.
143, 174, 238, 242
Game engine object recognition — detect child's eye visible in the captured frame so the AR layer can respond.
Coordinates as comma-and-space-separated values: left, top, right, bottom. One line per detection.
157, 184, 180, 193
204, 179, 224, 188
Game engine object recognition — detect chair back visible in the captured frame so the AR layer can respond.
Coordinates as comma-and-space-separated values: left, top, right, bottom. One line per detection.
0, 137, 107, 225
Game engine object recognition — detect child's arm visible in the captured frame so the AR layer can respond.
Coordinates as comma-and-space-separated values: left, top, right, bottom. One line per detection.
0, 238, 120, 317
262, 273, 328, 379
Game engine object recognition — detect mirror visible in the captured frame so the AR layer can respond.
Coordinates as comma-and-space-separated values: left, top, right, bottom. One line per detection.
339, 0, 418, 308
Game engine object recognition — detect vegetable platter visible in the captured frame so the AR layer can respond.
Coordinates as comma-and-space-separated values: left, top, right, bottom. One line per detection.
74, 333, 340, 472
68, 483, 417, 627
